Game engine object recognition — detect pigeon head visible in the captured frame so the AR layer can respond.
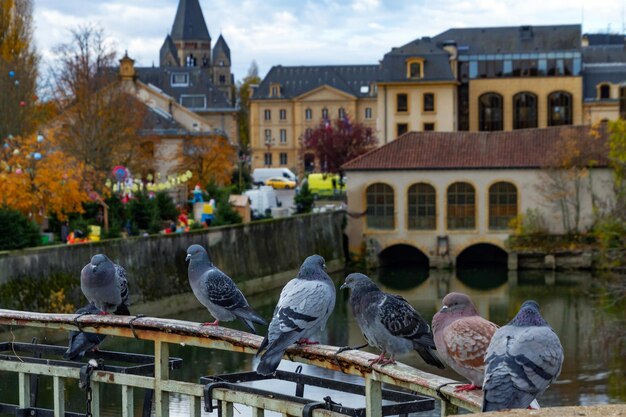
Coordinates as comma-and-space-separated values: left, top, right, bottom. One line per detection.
297, 254, 326, 280
438, 292, 479, 316
509, 300, 548, 327
186, 244, 210, 264
340, 273, 378, 292
90, 254, 114, 274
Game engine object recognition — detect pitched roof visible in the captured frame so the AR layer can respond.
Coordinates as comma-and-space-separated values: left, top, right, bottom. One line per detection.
342, 126, 609, 171
212, 34, 231, 63
432, 24, 581, 54
254, 65, 382, 99
170, 0, 211, 42
159, 34, 179, 66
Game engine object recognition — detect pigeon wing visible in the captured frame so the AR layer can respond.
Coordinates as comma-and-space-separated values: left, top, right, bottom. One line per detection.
444, 316, 498, 371
202, 268, 250, 311
380, 294, 434, 346
114, 263, 130, 307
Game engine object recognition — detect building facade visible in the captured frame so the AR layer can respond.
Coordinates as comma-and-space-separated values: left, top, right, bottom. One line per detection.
341, 127, 614, 267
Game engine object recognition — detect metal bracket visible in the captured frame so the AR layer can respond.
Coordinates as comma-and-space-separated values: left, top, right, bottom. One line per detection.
204, 381, 230, 412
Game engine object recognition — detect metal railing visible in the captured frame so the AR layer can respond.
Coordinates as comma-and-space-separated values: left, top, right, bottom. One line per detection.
0, 309, 482, 417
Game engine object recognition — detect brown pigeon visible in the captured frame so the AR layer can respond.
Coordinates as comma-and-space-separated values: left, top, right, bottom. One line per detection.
432, 292, 498, 391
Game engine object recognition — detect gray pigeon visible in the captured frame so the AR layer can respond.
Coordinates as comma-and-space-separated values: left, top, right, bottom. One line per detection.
482, 300, 564, 412
256, 254, 336, 376
186, 244, 266, 333
63, 303, 108, 360
340, 273, 444, 369
80, 254, 130, 314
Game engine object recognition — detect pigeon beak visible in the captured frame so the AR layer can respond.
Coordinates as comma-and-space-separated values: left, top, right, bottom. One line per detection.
440, 305, 449, 312
91, 265, 97, 272
185, 254, 191, 262
340, 283, 347, 290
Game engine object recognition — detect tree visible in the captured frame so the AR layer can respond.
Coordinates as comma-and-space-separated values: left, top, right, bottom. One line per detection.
294, 181, 315, 214
236, 61, 261, 151
180, 134, 237, 186
51, 25, 148, 190
0, 0, 39, 139
299, 117, 377, 173
536, 125, 608, 233
0, 207, 40, 250
0, 131, 89, 222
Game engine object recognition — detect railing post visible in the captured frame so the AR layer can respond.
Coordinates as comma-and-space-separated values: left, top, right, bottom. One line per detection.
365, 376, 382, 417
221, 400, 234, 417
91, 381, 101, 417
122, 385, 134, 417
440, 400, 459, 417
189, 395, 201, 417
18, 372, 31, 408
53, 376, 65, 417
154, 340, 170, 417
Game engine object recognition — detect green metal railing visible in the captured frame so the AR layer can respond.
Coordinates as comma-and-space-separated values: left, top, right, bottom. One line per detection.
0, 309, 481, 417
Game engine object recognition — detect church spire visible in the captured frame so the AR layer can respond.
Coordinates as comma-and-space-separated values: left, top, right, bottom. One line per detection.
170, 0, 211, 42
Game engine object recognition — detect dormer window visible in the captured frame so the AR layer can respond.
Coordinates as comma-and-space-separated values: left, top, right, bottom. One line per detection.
406, 58, 425, 80
270, 83, 282, 97
598, 83, 611, 99
171, 73, 189, 87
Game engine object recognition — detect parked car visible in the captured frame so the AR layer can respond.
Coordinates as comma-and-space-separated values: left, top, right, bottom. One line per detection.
252, 168, 297, 186
244, 186, 282, 219
266, 177, 297, 189
307, 173, 345, 198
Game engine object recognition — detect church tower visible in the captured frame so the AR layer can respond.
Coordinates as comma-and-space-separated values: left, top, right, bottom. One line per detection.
161, 0, 212, 68
212, 34, 234, 101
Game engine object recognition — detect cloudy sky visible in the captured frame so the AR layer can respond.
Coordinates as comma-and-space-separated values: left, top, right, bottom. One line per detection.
34, 0, 625, 81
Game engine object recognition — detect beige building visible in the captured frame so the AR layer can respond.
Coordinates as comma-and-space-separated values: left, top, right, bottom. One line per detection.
342, 126, 614, 268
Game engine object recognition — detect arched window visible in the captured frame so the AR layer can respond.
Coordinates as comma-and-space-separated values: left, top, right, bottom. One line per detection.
599, 84, 611, 99
620, 86, 626, 119
513, 92, 537, 129
366, 183, 395, 229
305, 108, 313, 120
408, 183, 436, 230
489, 182, 517, 230
447, 182, 475, 230
548, 91, 572, 126
479, 93, 503, 131
338, 107, 346, 119
321, 108, 329, 119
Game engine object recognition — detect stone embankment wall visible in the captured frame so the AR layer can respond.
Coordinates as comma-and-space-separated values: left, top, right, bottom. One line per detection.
0, 212, 345, 308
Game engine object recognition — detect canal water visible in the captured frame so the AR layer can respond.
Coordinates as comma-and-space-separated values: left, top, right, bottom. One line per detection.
1, 266, 624, 416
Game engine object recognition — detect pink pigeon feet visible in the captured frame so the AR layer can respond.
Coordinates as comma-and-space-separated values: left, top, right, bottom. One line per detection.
296, 338, 319, 345
97, 311, 110, 315
201, 320, 219, 326
368, 352, 396, 366
454, 384, 480, 392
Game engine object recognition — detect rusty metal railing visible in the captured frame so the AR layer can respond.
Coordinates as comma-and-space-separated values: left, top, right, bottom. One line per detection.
0, 309, 481, 417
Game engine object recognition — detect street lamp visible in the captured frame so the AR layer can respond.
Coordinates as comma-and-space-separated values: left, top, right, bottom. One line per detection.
264, 137, 275, 167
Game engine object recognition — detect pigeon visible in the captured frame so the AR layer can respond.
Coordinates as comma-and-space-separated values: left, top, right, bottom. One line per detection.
186, 244, 266, 333
256, 254, 336, 376
63, 303, 107, 360
80, 254, 130, 314
432, 292, 499, 391
340, 273, 444, 369
482, 300, 564, 412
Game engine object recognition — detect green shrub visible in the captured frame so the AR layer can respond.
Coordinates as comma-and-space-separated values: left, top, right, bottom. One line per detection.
155, 191, 178, 221
294, 181, 315, 214
0, 207, 41, 250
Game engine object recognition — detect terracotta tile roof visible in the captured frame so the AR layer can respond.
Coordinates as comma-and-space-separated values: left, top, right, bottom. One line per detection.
342, 126, 610, 171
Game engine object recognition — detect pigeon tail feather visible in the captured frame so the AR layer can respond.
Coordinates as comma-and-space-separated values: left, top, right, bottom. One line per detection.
413, 343, 445, 369
256, 330, 300, 375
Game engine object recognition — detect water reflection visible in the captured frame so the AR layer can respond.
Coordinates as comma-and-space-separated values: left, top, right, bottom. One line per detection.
0, 266, 624, 416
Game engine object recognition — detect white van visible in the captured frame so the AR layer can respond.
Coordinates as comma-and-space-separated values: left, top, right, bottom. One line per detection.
244, 186, 282, 219
252, 168, 297, 186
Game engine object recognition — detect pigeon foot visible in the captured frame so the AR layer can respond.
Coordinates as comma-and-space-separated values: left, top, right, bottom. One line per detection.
296, 338, 319, 345
454, 384, 480, 392
335, 342, 369, 355
201, 320, 219, 326
97, 311, 110, 316
368, 352, 396, 366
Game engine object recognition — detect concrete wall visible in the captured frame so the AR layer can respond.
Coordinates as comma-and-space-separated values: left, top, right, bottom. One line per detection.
0, 212, 345, 304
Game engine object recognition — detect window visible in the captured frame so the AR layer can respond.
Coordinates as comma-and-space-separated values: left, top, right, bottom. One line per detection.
406, 58, 424, 79
264, 109, 271, 121
489, 182, 517, 230
366, 183, 395, 229
479, 93, 503, 131
279, 153, 288, 165
397, 123, 408, 136
397, 94, 408, 112
620, 86, 626, 119
365, 107, 372, 119
180, 95, 206, 109
219, 74, 226, 84
279, 129, 287, 143
279, 109, 287, 120
264, 129, 271, 143
321, 108, 329, 119
513, 92, 538, 129
423, 123, 435, 131
264, 153, 272, 166
548, 91, 572, 126
338, 107, 346, 119
305, 128, 312, 138
305, 108, 313, 120
171, 73, 189, 86
270, 83, 281, 97
447, 182, 475, 230
599, 84, 611, 99
408, 183, 436, 230
423, 93, 435, 112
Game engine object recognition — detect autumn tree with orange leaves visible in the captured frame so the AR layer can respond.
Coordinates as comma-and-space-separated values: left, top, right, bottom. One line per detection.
180, 135, 236, 186
0, 131, 89, 222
